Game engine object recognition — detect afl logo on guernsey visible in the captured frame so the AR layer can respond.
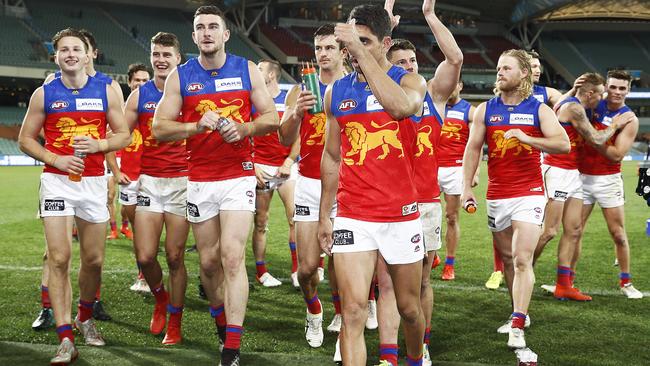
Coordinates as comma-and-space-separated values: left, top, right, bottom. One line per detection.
51, 100, 69, 110
186, 82, 205, 92
489, 114, 504, 123
338, 99, 357, 112
144, 102, 157, 110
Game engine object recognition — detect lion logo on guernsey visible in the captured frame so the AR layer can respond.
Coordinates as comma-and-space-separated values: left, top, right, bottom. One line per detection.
343, 121, 404, 166
125, 128, 143, 152
415, 125, 434, 157
441, 121, 463, 140
196, 99, 245, 123
490, 130, 532, 158
306, 113, 326, 146
52, 117, 102, 148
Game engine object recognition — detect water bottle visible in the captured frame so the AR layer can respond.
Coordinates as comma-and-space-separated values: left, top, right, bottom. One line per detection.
301, 61, 322, 114
215, 116, 242, 149
463, 198, 477, 214
68, 148, 86, 182
646, 218, 650, 237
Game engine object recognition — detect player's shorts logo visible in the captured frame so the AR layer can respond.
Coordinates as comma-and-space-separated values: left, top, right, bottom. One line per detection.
333, 230, 354, 245
415, 125, 434, 157
295, 205, 310, 216
343, 121, 404, 166
187, 202, 200, 217
52, 117, 102, 148
306, 113, 326, 146
554, 191, 567, 199
411, 234, 421, 244
43, 199, 65, 211
242, 161, 254, 171
137, 195, 151, 206
120, 192, 128, 201
441, 121, 463, 140
488, 215, 496, 229
401, 202, 418, 216
490, 130, 533, 158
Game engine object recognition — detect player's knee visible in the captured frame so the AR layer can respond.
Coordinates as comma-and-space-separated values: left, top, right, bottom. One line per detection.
397, 301, 421, 324
200, 256, 220, 276
136, 250, 156, 268
221, 252, 244, 276
512, 254, 533, 272
81, 254, 103, 271
611, 229, 627, 246
341, 300, 367, 326
165, 251, 185, 271
297, 262, 317, 282
254, 212, 269, 231
445, 211, 458, 226
48, 252, 71, 271
564, 224, 583, 243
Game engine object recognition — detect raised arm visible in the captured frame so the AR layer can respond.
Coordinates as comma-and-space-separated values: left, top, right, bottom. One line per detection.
561, 102, 633, 146
318, 86, 341, 255
423, 0, 463, 104
279, 84, 316, 146
594, 115, 639, 162
504, 103, 569, 154
546, 86, 563, 108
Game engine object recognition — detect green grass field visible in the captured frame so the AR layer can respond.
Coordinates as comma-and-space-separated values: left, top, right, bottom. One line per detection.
0, 163, 648, 366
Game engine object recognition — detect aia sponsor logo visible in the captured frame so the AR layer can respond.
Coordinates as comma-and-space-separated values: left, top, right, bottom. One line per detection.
186, 82, 204, 92
338, 99, 357, 112
144, 102, 157, 110
489, 114, 504, 123
51, 100, 68, 110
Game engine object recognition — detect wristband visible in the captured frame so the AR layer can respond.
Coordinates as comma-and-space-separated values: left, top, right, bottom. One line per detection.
246, 122, 255, 136
98, 139, 109, 152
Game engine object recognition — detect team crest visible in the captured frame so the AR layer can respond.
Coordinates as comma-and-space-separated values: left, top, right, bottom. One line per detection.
343, 121, 403, 166
490, 130, 532, 158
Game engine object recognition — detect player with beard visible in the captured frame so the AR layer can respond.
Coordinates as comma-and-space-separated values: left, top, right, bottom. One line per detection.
279, 23, 348, 349
462, 49, 569, 349
152, 6, 279, 365
319, 4, 428, 365
19, 28, 130, 365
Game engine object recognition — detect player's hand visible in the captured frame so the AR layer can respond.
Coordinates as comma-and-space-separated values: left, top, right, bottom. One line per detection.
422, 0, 438, 16
611, 111, 635, 130
72, 135, 100, 154
277, 157, 294, 178
220, 120, 247, 143
460, 189, 476, 210
295, 89, 317, 118
254, 165, 266, 189
572, 75, 587, 92
384, 0, 401, 30
54, 155, 85, 175
118, 171, 132, 185
472, 174, 480, 187
335, 19, 364, 57
318, 219, 334, 256
503, 129, 531, 144
197, 110, 220, 132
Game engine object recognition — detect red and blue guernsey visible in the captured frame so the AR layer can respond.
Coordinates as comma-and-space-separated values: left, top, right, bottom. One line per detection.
138, 80, 187, 177
579, 99, 632, 176
413, 93, 443, 203
532, 84, 548, 105
331, 66, 419, 222
43, 75, 108, 176
178, 55, 253, 182
485, 95, 544, 200
53, 70, 113, 85
299, 81, 328, 179
543, 96, 584, 170
438, 98, 471, 167
252, 89, 290, 166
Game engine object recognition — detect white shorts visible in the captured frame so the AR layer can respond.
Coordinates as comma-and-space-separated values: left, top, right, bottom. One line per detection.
39, 173, 109, 223
542, 164, 582, 202
438, 166, 463, 195
255, 162, 298, 190
136, 175, 187, 216
186, 176, 256, 223
581, 173, 625, 208
119, 180, 139, 206
331, 217, 424, 264
486, 195, 547, 232
419, 202, 442, 251
293, 174, 337, 222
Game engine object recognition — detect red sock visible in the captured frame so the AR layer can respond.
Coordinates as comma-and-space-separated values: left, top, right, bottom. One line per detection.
305, 294, 322, 314
379, 344, 399, 366
424, 327, 431, 345
224, 324, 243, 350
41, 285, 51, 308
110, 221, 117, 231
556, 266, 572, 287
368, 278, 377, 301
318, 255, 324, 269
511, 312, 526, 329
255, 261, 267, 277
121, 219, 129, 229
331, 292, 341, 314
570, 271, 576, 287
152, 283, 168, 305
211, 304, 227, 327
168, 304, 183, 327
289, 242, 298, 273
77, 299, 94, 322
56, 324, 74, 343
95, 286, 101, 301
493, 240, 504, 272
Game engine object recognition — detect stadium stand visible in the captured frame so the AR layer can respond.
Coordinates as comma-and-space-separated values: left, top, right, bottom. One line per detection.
0, 107, 26, 126
565, 32, 650, 75
0, 15, 51, 68
0, 138, 21, 155
259, 23, 313, 60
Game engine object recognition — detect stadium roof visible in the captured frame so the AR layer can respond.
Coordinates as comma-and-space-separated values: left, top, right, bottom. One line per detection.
511, 0, 650, 23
